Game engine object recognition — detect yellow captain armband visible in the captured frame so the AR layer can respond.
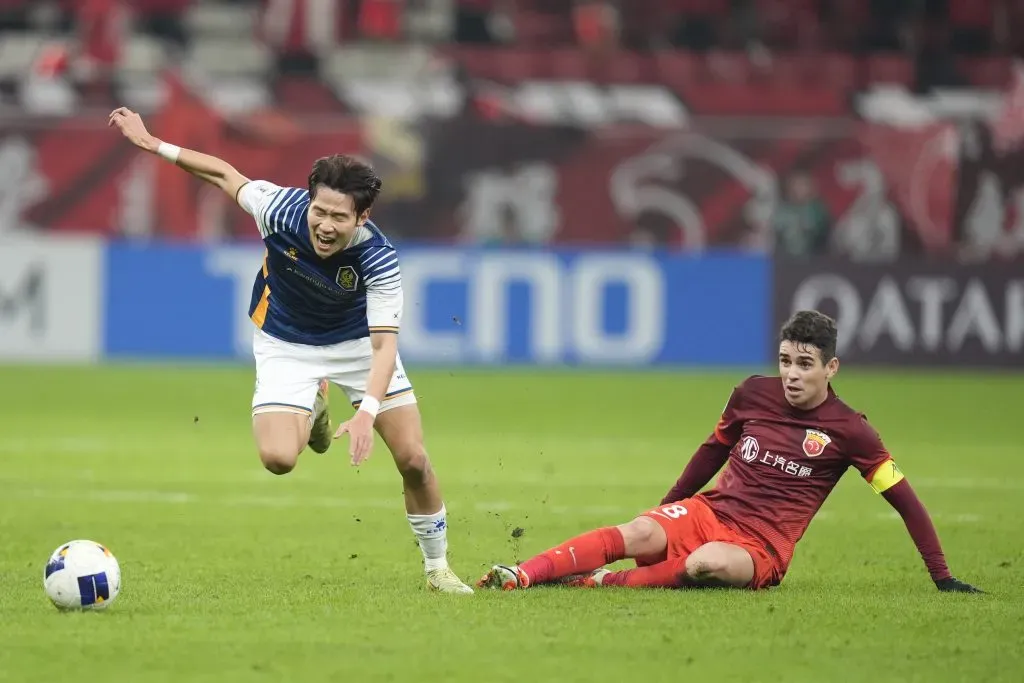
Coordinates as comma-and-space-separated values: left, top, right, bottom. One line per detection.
867, 458, 905, 494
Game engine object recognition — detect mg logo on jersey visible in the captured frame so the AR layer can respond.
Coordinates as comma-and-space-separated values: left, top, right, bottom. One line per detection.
802, 429, 832, 458
739, 435, 760, 462
336, 266, 359, 292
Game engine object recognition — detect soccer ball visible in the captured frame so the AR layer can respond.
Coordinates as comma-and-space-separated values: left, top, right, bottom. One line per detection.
43, 540, 121, 611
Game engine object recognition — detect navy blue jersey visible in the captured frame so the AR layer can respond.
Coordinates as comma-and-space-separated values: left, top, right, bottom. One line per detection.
237, 180, 402, 346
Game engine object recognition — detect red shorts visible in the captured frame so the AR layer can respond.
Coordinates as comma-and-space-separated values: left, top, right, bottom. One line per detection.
639, 496, 780, 590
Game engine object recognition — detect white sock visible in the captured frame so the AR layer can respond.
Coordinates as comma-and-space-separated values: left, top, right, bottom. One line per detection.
407, 504, 448, 572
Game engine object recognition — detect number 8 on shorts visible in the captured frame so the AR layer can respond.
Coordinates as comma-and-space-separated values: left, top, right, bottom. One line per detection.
659, 504, 688, 519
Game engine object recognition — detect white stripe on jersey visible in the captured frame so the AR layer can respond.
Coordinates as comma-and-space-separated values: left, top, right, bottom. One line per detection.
362, 246, 392, 270
259, 188, 309, 237
257, 188, 289, 236
370, 273, 401, 288
363, 249, 399, 287
361, 241, 402, 329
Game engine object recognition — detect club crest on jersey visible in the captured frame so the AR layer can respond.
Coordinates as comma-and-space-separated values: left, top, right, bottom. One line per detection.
336, 266, 359, 292
802, 429, 832, 458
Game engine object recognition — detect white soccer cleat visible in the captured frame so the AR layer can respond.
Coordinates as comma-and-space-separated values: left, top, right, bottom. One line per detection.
426, 567, 474, 595
476, 564, 530, 590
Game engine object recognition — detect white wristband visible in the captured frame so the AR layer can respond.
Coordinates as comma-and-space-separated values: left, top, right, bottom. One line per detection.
157, 142, 181, 163
358, 395, 381, 419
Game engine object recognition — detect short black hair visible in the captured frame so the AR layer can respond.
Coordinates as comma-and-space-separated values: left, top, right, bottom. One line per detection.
780, 310, 838, 363
308, 154, 383, 215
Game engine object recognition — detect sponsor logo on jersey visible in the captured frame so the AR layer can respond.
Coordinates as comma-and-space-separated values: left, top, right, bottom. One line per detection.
802, 429, 832, 458
739, 435, 760, 462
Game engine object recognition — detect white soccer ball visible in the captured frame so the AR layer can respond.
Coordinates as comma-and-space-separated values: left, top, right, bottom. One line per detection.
43, 540, 121, 611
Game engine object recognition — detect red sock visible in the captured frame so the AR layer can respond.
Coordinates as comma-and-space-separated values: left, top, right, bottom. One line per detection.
600, 557, 688, 588
520, 527, 625, 585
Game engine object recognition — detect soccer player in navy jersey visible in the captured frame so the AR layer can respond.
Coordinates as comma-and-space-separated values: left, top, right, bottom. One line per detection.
479, 310, 982, 593
109, 107, 473, 594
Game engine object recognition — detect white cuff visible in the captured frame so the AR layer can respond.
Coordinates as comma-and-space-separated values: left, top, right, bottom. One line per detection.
157, 142, 181, 163
358, 395, 381, 419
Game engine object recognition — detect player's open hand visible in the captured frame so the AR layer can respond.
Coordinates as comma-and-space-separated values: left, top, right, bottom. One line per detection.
108, 107, 158, 152
935, 577, 984, 593
334, 411, 375, 466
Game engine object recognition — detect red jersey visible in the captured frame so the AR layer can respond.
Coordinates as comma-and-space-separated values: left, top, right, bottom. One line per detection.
699, 375, 897, 574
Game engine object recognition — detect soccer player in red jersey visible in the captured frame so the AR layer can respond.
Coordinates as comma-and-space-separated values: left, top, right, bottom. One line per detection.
478, 310, 982, 593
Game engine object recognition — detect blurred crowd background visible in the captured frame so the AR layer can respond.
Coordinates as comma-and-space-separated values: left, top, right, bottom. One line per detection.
0, 0, 1022, 258
0, 1, 1021, 368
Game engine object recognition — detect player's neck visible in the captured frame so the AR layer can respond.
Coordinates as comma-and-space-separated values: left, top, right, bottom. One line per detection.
345, 225, 372, 250
799, 389, 831, 412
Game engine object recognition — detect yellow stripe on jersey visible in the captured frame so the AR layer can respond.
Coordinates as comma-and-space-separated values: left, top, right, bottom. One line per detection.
368, 326, 399, 333
251, 285, 271, 328
867, 458, 905, 494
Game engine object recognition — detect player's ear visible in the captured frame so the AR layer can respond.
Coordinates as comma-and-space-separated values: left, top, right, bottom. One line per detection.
825, 356, 839, 379
357, 209, 371, 226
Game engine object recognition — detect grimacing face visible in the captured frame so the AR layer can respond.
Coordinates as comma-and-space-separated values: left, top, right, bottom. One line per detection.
306, 186, 368, 258
778, 340, 838, 410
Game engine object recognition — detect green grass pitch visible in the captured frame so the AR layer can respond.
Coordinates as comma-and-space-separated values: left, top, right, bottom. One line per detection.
0, 365, 1021, 682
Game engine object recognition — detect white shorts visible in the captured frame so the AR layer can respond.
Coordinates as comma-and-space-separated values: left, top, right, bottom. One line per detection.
251, 328, 416, 417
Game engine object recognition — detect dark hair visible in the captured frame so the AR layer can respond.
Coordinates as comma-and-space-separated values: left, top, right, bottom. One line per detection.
308, 154, 383, 215
780, 310, 838, 363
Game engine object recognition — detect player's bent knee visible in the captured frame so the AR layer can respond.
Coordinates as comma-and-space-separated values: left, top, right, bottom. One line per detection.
617, 516, 667, 558
252, 412, 307, 475
258, 446, 299, 475
684, 542, 755, 587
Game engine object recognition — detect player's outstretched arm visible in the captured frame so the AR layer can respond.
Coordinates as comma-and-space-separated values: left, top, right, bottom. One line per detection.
108, 107, 249, 202
878, 477, 984, 593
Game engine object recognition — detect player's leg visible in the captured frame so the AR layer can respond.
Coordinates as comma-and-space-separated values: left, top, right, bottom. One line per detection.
334, 346, 472, 594
680, 542, 755, 587
251, 329, 323, 474
597, 500, 760, 589
252, 412, 311, 475
480, 499, 752, 590
595, 542, 754, 589
477, 516, 664, 590
373, 404, 473, 594
307, 378, 333, 454
372, 404, 439, 514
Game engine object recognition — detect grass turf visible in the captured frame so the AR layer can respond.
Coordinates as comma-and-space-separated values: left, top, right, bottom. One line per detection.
0, 365, 1021, 682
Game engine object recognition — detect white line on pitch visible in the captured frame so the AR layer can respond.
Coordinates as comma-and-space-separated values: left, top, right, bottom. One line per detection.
0, 438, 111, 454
3, 488, 985, 523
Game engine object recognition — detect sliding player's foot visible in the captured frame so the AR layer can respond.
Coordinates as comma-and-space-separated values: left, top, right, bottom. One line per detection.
476, 564, 530, 590
426, 567, 474, 594
307, 379, 332, 454
563, 568, 611, 587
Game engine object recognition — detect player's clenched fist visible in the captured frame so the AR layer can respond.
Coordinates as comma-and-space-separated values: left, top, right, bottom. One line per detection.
107, 107, 158, 153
